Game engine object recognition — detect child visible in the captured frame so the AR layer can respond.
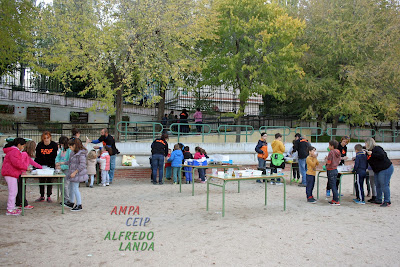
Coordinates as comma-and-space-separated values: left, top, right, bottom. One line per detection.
194, 147, 206, 183
66, 138, 88, 211
325, 140, 341, 205
183, 146, 193, 184
55, 136, 71, 205
17, 140, 42, 209
353, 144, 368, 204
271, 133, 285, 185
168, 144, 184, 184
200, 148, 209, 181
97, 146, 111, 186
165, 149, 172, 180
288, 140, 300, 183
87, 150, 97, 188
306, 146, 319, 203
1, 138, 27, 215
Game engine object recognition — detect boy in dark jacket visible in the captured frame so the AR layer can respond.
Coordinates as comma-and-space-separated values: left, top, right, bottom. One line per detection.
325, 140, 341, 205
352, 144, 368, 204
293, 133, 311, 187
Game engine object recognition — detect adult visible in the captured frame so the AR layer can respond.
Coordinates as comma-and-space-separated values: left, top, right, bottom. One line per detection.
326, 136, 350, 197
88, 128, 119, 184
35, 131, 58, 202
193, 108, 203, 133
255, 132, 268, 183
161, 114, 168, 128
179, 108, 189, 133
365, 138, 393, 207
151, 132, 169, 185
293, 133, 310, 187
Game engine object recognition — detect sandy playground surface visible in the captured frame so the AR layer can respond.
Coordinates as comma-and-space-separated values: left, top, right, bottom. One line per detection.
0, 166, 399, 267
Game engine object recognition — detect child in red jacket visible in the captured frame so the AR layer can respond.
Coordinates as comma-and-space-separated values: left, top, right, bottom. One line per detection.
1, 138, 28, 216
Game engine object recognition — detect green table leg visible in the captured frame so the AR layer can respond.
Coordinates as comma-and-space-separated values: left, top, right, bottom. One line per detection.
289, 164, 293, 185
265, 179, 267, 206
192, 168, 195, 196
339, 175, 342, 202
61, 177, 64, 214
57, 177, 59, 200
222, 181, 226, 217
206, 179, 209, 211
283, 178, 286, 211
22, 177, 25, 216
179, 167, 182, 193
317, 172, 320, 199
238, 181, 240, 193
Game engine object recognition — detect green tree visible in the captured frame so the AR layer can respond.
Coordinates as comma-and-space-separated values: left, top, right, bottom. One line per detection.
296, 0, 400, 128
200, 0, 307, 141
0, 0, 35, 77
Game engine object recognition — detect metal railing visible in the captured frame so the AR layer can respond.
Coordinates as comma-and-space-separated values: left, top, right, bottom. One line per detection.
259, 126, 291, 142
217, 125, 254, 143
353, 128, 376, 142
117, 121, 164, 142
169, 123, 212, 143
326, 128, 352, 141
295, 127, 324, 142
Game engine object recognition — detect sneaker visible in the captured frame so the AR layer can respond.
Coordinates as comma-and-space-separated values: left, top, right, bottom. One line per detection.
298, 184, 306, 187
106, 183, 110, 186
159, 182, 164, 185
109, 181, 112, 184
367, 197, 376, 203
71, 205, 82, 211
85, 181, 89, 187
173, 182, 177, 185
18, 205, 34, 209
152, 182, 158, 185
329, 200, 340, 206
307, 197, 317, 203
186, 181, 190, 184
290, 179, 296, 183
326, 190, 331, 197
89, 185, 93, 188
47, 197, 52, 203
275, 182, 283, 185
373, 200, 383, 205
35, 197, 45, 202
256, 180, 262, 183
102, 183, 106, 187
270, 181, 276, 185
354, 200, 366, 205
352, 198, 360, 202
380, 202, 391, 207
166, 177, 171, 180
200, 181, 206, 184
6, 209, 21, 216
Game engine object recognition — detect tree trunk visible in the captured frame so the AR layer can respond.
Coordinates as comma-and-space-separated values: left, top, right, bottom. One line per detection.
331, 115, 340, 138
156, 86, 166, 133
111, 63, 122, 141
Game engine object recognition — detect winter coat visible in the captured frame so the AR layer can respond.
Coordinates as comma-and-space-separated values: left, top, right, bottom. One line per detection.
87, 158, 97, 175
271, 139, 285, 154
367, 146, 392, 173
55, 148, 71, 170
1, 146, 27, 178
168, 150, 184, 167
293, 138, 310, 159
255, 139, 269, 160
100, 152, 110, 171
97, 157, 106, 171
326, 149, 341, 171
66, 149, 88, 182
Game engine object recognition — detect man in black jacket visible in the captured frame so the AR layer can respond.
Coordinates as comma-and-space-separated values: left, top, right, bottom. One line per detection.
293, 133, 311, 187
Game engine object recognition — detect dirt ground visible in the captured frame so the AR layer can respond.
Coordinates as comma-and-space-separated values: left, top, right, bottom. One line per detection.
0, 167, 399, 267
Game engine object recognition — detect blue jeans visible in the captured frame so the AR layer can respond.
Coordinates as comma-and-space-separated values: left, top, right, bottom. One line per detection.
327, 169, 339, 202
165, 166, 172, 179
151, 154, 164, 183
198, 168, 206, 181
109, 155, 116, 182
258, 157, 266, 169
306, 174, 315, 198
298, 158, 307, 185
172, 167, 180, 183
69, 182, 82, 205
375, 164, 393, 203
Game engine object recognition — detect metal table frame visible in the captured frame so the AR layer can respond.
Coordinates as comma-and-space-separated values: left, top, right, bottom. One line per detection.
178, 164, 241, 196
21, 173, 65, 216
207, 174, 286, 217
316, 170, 355, 202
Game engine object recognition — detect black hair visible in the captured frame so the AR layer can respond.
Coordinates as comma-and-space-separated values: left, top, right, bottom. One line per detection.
261, 132, 267, 137
59, 136, 69, 150
184, 146, 190, 152
308, 146, 316, 152
295, 133, 301, 138
275, 133, 282, 139
4, 137, 26, 148
329, 140, 339, 149
71, 128, 81, 136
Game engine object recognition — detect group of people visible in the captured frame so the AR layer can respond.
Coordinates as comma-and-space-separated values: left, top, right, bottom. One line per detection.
162, 108, 203, 133
256, 132, 393, 207
151, 132, 208, 185
2, 128, 119, 215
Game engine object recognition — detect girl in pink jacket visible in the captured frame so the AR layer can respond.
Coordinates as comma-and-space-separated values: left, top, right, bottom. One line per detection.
1, 138, 27, 216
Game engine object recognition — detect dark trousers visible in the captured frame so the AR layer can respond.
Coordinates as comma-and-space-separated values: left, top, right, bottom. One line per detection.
354, 172, 366, 201
16, 176, 28, 207
151, 154, 164, 183
326, 174, 340, 191
198, 168, 205, 181
306, 174, 315, 198
39, 177, 53, 197
292, 163, 300, 179
327, 169, 339, 202
196, 122, 202, 132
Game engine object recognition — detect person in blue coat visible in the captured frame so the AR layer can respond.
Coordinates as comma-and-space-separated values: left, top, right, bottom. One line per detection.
168, 144, 184, 184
